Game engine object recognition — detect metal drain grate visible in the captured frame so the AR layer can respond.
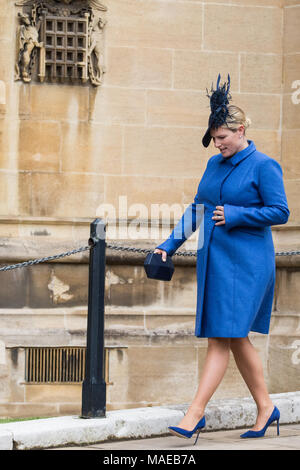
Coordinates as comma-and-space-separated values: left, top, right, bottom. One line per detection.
25, 347, 86, 383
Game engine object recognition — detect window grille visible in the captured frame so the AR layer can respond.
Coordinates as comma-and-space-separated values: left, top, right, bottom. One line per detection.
24, 346, 125, 384
40, 15, 89, 82
25, 347, 86, 383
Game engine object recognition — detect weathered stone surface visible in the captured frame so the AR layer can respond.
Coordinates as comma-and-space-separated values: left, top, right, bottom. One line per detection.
61, 122, 123, 175
106, 0, 203, 50
106, 47, 172, 89
240, 53, 282, 93
283, 5, 300, 53
275, 268, 300, 312
281, 130, 300, 179
18, 120, 61, 172
283, 54, 300, 94
174, 51, 239, 92
204, 4, 282, 53
25, 384, 82, 404
0, 268, 28, 308
268, 335, 300, 393
28, 263, 89, 308
123, 126, 206, 178
284, 180, 300, 223
147, 90, 207, 127
90, 87, 146, 125
233, 94, 281, 130
29, 84, 89, 121
246, 130, 281, 160
31, 173, 105, 218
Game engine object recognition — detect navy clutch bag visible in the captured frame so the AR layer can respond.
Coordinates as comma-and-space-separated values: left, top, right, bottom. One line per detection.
144, 252, 174, 281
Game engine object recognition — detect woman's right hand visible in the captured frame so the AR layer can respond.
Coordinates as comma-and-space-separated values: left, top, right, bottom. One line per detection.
154, 248, 167, 262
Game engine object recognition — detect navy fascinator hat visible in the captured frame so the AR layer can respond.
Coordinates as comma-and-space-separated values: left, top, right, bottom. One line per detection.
202, 74, 232, 148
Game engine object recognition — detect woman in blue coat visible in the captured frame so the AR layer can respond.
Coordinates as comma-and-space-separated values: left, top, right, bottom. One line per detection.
154, 75, 289, 442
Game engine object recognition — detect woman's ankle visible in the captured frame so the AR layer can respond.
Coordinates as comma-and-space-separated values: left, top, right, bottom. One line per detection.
256, 401, 274, 414
188, 403, 205, 418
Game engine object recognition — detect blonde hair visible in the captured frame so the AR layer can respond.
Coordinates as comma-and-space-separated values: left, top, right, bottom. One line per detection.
223, 105, 251, 135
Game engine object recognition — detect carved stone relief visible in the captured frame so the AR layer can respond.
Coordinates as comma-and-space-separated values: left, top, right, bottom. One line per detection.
15, 0, 107, 86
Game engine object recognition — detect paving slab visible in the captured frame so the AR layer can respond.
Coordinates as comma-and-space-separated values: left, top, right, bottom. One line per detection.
52, 424, 300, 451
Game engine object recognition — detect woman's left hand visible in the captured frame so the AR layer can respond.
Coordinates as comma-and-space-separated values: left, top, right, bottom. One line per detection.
212, 205, 225, 225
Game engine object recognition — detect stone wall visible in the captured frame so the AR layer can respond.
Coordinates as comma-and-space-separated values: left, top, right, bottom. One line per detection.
0, 0, 299, 418
0, 0, 295, 219
267, 0, 300, 396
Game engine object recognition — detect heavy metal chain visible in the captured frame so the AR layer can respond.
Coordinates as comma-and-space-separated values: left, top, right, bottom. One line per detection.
107, 244, 300, 257
0, 242, 299, 272
0, 245, 90, 272
274, 250, 300, 256
106, 243, 197, 257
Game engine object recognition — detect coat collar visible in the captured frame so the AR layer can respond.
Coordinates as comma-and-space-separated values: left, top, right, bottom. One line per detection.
219, 140, 256, 166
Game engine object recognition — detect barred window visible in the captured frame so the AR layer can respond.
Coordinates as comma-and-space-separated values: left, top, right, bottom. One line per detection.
40, 15, 88, 82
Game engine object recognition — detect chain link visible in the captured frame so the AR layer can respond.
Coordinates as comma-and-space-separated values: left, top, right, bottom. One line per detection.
0, 242, 299, 272
276, 250, 300, 256
106, 243, 197, 257
106, 243, 152, 255
107, 244, 300, 258
0, 245, 90, 272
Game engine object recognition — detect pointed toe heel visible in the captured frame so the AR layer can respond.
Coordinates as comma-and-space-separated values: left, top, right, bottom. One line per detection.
240, 406, 280, 439
169, 416, 206, 445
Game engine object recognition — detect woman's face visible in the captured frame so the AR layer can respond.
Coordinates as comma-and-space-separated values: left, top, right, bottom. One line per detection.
210, 127, 245, 158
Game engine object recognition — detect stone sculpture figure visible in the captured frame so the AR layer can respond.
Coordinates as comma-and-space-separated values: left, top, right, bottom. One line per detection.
88, 16, 106, 86
15, 12, 43, 82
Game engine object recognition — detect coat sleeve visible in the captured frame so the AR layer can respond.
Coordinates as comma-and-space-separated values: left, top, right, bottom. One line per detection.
223, 158, 290, 230
155, 194, 204, 256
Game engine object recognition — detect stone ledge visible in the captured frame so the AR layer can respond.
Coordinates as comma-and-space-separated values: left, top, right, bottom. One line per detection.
1, 391, 300, 450
0, 237, 298, 266
0, 219, 298, 266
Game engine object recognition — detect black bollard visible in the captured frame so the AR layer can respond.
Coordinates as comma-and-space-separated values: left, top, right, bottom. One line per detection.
81, 219, 107, 418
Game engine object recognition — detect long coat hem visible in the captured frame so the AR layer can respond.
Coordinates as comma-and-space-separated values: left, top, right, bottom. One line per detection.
155, 141, 289, 339
194, 329, 269, 339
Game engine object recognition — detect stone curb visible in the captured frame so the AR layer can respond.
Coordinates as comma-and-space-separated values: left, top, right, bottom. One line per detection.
0, 429, 13, 451
0, 391, 300, 450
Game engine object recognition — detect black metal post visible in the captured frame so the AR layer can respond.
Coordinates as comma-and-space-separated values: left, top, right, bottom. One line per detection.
81, 218, 107, 418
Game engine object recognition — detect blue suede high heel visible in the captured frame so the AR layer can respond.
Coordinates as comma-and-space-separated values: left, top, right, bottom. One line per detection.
169, 416, 206, 446
240, 406, 280, 438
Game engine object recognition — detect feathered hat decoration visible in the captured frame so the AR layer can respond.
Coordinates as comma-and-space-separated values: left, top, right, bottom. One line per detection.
202, 74, 232, 148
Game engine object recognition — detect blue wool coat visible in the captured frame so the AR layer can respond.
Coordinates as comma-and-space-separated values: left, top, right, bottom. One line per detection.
156, 141, 290, 338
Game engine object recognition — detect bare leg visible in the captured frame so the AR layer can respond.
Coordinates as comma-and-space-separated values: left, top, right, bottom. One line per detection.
230, 336, 274, 431
176, 337, 231, 431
